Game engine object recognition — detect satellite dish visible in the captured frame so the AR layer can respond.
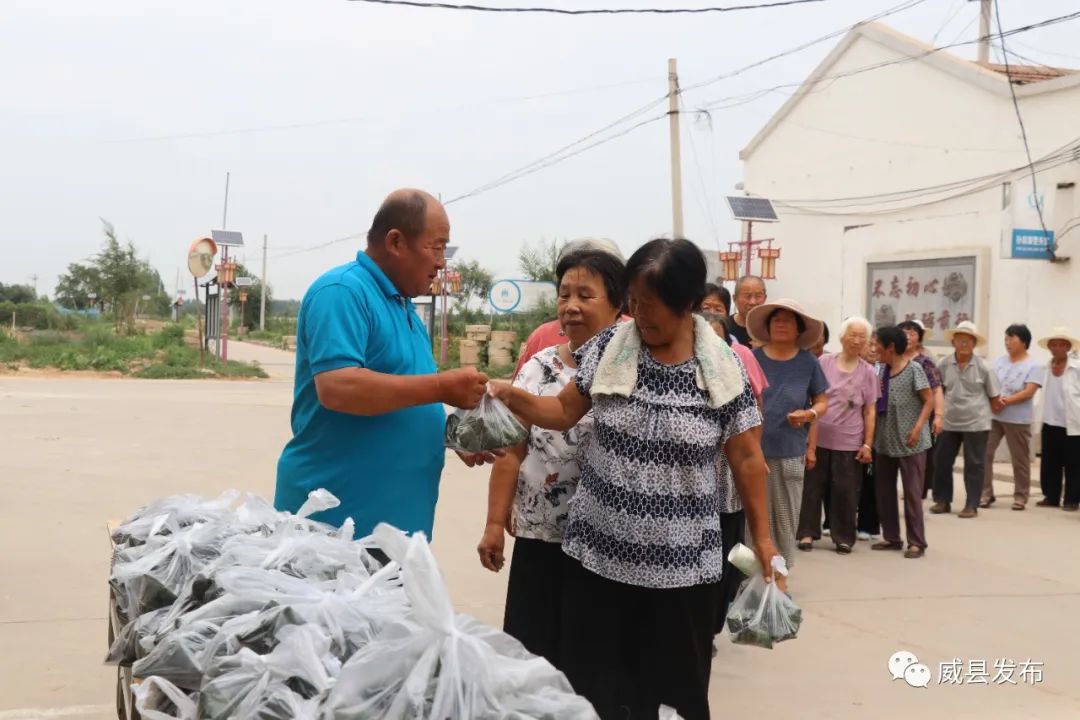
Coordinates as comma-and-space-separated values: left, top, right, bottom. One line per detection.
187, 237, 218, 278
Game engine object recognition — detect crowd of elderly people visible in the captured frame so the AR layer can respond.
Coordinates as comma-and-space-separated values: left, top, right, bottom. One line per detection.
478, 251, 1079, 717
274, 189, 1080, 720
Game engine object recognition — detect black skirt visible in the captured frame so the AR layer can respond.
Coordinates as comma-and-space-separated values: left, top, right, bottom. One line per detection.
716, 510, 746, 633
559, 555, 719, 720
503, 537, 565, 666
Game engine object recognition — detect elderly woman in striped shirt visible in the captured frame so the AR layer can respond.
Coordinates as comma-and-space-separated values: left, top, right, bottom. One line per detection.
490, 238, 778, 720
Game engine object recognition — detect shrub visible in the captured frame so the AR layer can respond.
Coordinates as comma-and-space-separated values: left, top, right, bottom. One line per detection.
153, 324, 186, 349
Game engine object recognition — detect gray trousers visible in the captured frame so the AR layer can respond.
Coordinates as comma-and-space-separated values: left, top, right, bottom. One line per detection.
981, 420, 1032, 505
875, 452, 928, 549
753, 456, 805, 570
797, 447, 862, 547
933, 430, 989, 511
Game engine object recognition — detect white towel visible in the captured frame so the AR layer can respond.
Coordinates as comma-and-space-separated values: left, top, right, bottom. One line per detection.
591, 315, 746, 409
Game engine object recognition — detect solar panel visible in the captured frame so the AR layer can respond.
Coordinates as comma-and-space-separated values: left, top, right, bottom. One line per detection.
211, 229, 245, 247
725, 196, 778, 222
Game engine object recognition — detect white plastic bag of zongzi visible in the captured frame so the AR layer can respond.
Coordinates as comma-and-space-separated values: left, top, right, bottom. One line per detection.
444, 391, 527, 453
725, 555, 801, 649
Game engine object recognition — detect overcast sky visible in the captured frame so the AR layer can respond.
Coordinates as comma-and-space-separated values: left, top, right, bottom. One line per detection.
3, 0, 1078, 301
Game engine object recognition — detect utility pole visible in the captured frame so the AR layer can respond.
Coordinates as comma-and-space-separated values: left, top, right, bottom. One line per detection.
974, 0, 991, 66
667, 58, 685, 239
29, 274, 39, 297
260, 234, 268, 332
219, 172, 231, 362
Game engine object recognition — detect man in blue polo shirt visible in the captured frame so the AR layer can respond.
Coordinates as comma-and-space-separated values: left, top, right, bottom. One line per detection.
275, 188, 490, 539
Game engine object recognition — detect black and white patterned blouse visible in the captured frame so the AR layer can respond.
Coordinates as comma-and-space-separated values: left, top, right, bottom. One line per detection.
567, 324, 761, 589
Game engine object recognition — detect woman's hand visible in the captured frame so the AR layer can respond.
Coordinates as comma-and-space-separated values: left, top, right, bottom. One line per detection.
477, 523, 506, 572
856, 445, 873, 464
751, 537, 788, 594
804, 447, 817, 471
487, 380, 515, 404
787, 410, 814, 428
906, 426, 924, 448
456, 450, 505, 467
932, 416, 944, 437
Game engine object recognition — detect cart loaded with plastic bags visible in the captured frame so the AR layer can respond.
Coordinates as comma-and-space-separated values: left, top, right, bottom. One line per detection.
104, 488, 602, 719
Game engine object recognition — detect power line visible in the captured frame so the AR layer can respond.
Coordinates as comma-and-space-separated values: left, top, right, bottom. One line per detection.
681, 0, 931, 95
442, 7, 1080, 207
930, 0, 966, 45
250, 233, 368, 262
994, 0, 1054, 259
776, 155, 1077, 216
681, 101, 722, 246
108, 76, 665, 144
692, 8, 1080, 114
445, 112, 668, 204
442, 94, 669, 203
443, 0, 931, 205
771, 139, 1080, 215
1010, 38, 1080, 63
944, 11, 978, 48
773, 134, 1080, 205
348, 0, 827, 15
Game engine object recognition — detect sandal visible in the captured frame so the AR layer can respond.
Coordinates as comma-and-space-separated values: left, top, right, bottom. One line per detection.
836, 543, 852, 555
871, 541, 903, 551
797, 539, 813, 552
1012, 503, 1025, 511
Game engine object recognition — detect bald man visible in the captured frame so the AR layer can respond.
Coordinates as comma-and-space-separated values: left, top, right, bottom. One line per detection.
727, 275, 767, 346
275, 189, 491, 541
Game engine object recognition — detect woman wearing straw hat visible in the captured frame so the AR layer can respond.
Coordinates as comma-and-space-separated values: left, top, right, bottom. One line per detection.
930, 321, 1001, 519
747, 299, 830, 569
1035, 327, 1080, 510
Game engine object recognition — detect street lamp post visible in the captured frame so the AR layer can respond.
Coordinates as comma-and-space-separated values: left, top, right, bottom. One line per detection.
238, 289, 249, 334
216, 259, 237, 362
439, 246, 459, 366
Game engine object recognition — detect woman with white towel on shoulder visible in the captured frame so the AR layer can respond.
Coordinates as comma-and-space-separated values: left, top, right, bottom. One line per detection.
489, 238, 778, 720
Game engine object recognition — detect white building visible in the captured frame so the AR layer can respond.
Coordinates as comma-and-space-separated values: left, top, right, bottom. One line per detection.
738, 22, 1080, 355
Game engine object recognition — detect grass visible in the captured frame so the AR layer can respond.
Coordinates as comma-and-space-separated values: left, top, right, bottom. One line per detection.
0, 324, 267, 379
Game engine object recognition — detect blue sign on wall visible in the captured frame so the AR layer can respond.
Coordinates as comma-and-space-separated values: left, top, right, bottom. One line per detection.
1011, 229, 1053, 259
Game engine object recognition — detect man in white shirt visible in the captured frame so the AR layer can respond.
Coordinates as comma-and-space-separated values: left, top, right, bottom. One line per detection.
1036, 327, 1080, 511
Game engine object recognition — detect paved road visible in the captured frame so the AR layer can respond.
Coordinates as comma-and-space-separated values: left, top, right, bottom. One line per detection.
0, 370, 1077, 719
226, 340, 296, 383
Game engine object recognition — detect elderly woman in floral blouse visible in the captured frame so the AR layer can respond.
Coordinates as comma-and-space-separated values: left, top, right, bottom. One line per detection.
476, 249, 625, 665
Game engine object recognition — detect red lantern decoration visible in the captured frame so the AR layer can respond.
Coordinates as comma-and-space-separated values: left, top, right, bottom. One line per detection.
719, 251, 742, 282
758, 245, 781, 280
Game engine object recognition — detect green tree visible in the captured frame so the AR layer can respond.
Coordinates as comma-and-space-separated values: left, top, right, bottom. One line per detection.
226, 262, 271, 329
55, 220, 170, 329
518, 238, 559, 283
55, 263, 103, 310
453, 259, 494, 312
0, 283, 37, 304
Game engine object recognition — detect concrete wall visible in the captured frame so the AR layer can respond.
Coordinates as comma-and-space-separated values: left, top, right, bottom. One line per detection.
740, 31, 1080, 359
